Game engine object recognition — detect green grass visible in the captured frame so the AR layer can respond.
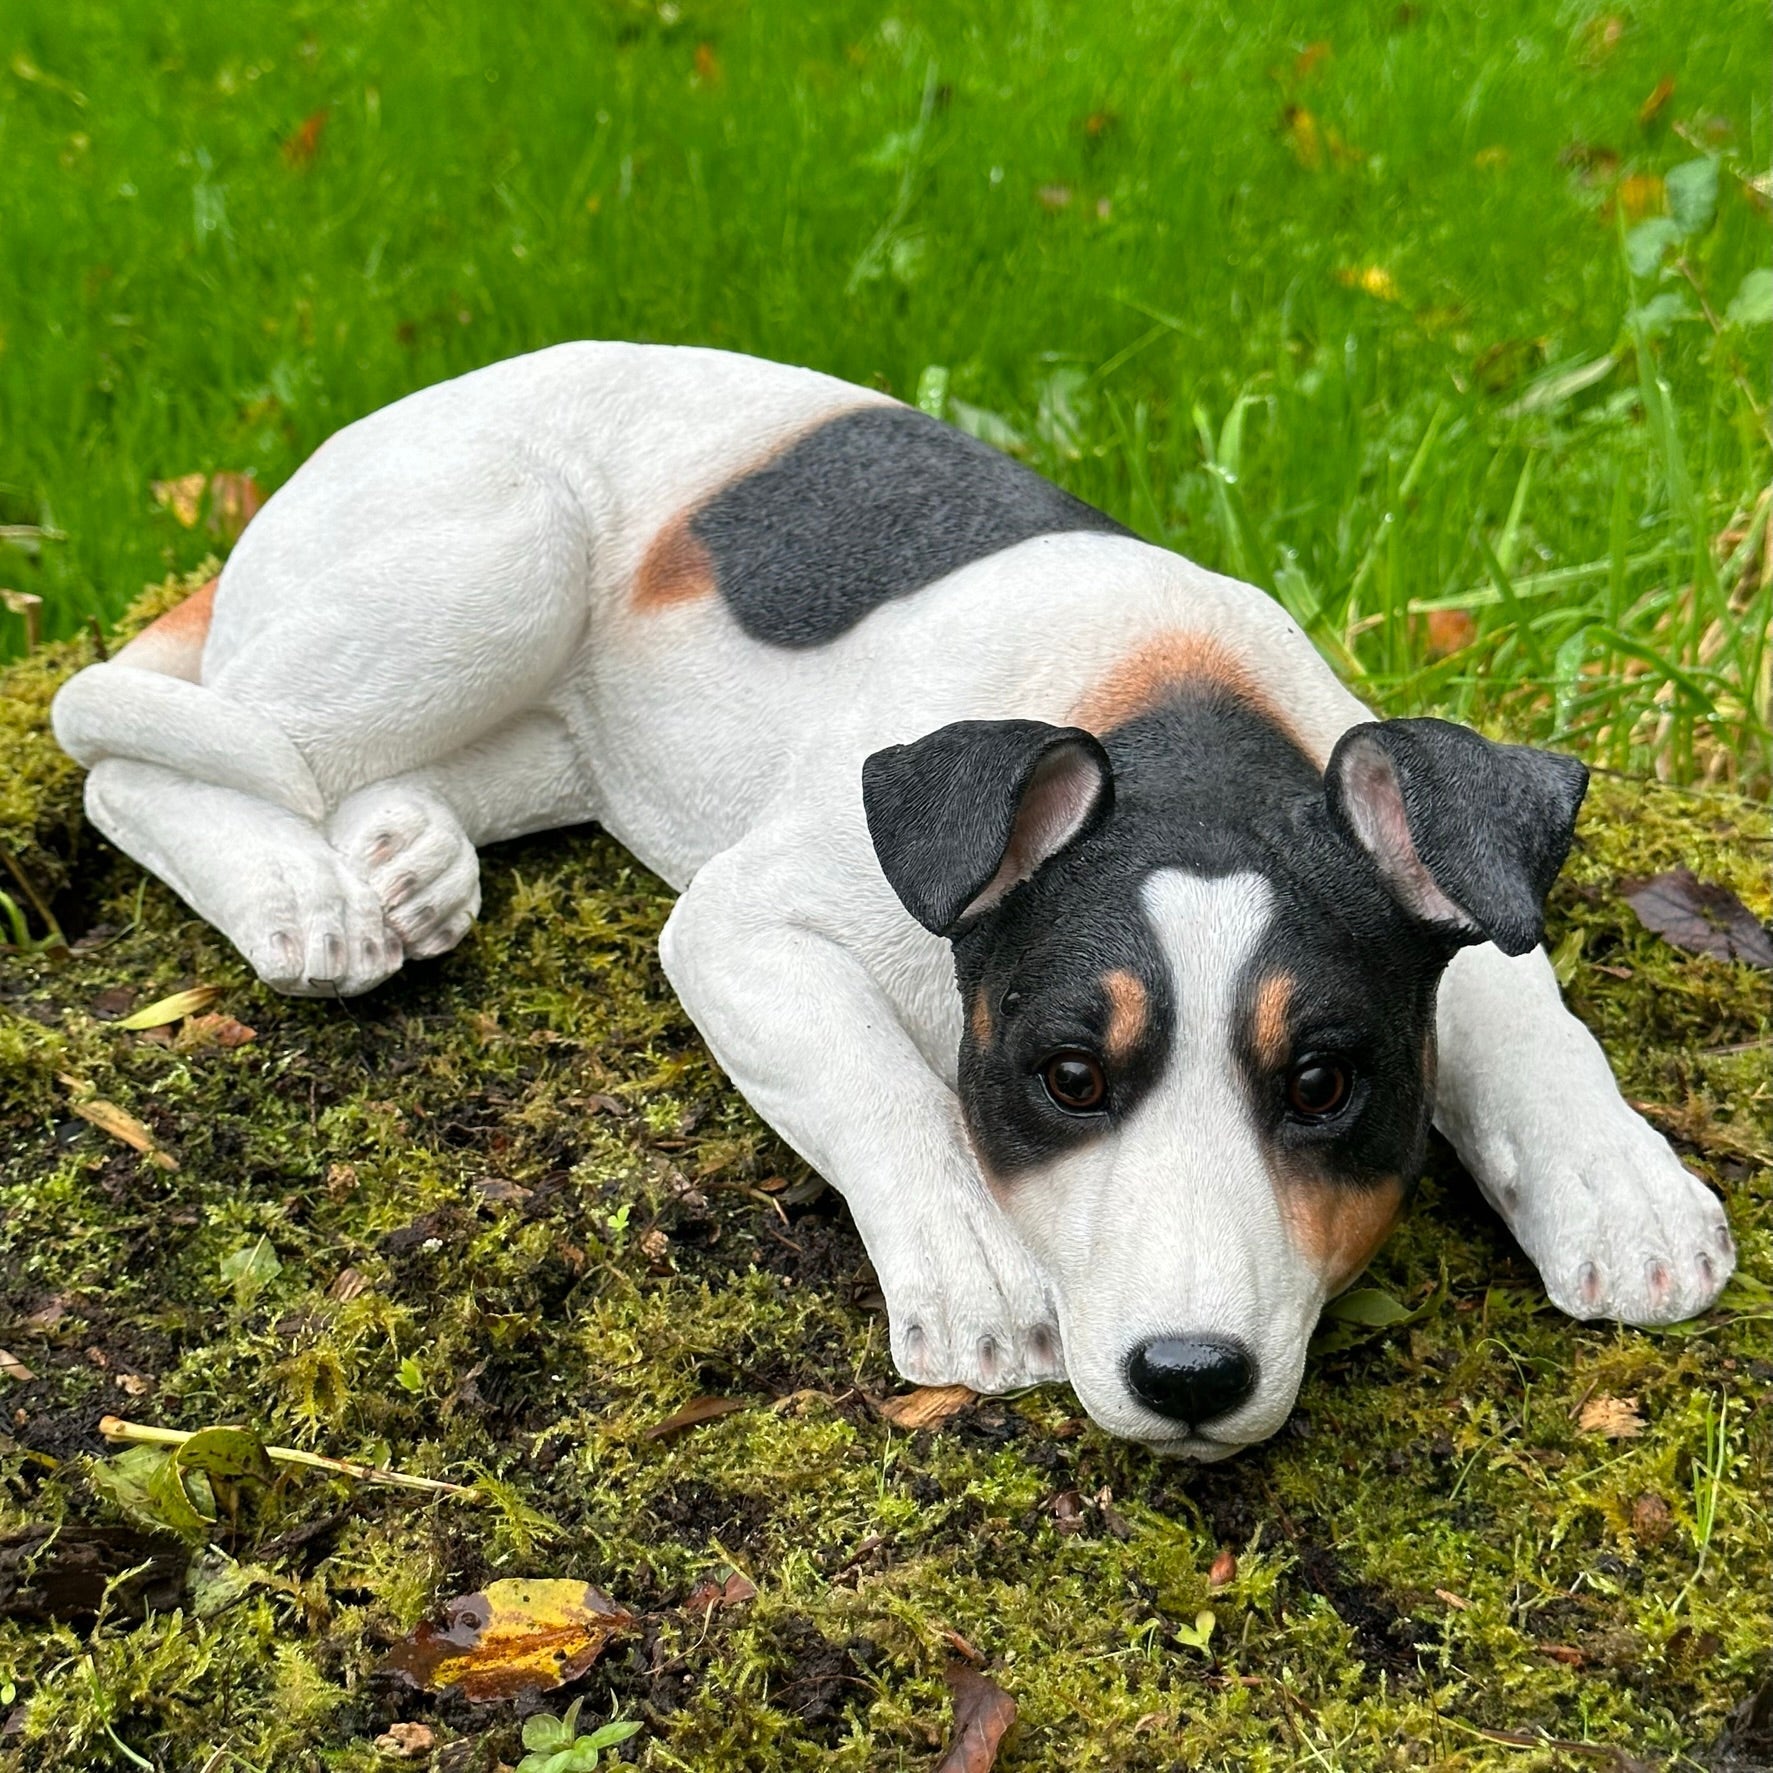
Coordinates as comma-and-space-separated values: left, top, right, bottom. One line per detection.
1, 0, 1769, 779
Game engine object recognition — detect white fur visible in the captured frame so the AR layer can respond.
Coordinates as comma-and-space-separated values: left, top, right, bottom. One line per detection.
50, 342, 1736, 1440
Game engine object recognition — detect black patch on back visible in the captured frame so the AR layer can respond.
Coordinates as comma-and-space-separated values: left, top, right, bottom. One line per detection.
957, 682, 1446, 1187
689, 405, 1133, 648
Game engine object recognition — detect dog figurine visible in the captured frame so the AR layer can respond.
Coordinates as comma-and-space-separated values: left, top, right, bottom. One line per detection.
52, 343, 1735, 1457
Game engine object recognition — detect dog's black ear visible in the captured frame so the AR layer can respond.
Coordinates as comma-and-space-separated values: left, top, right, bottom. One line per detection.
1325, 718, 1588, 956
863, 720, 1113, 935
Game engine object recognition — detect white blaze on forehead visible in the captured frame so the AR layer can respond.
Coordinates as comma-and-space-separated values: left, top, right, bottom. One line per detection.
1141, 868, 1274, 1064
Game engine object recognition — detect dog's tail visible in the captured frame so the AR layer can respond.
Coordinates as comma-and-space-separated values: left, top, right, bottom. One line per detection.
51, 578, 326, 822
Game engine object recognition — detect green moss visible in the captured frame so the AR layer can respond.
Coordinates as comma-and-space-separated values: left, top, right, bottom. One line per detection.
1, 595, 1768, 1770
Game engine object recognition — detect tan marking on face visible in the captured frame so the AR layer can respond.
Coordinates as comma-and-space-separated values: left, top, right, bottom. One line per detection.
632, 514, 716, 610
1068, 630, 1313, 757
1251, 971, 1295, 1069
971, 987, 994, 1048
1102, 969, 1148, 1061
1277, 1175, 1405, 1294
113, 577, 218, 682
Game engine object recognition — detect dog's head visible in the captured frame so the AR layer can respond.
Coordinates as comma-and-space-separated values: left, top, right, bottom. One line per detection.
863, 692, 1586, 1457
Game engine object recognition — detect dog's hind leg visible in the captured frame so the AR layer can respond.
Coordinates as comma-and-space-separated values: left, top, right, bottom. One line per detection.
84, 759, 402, 996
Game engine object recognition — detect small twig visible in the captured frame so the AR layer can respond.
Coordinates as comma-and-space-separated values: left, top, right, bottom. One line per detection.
98, 1415, 480, 1499
0, 842, 66, 948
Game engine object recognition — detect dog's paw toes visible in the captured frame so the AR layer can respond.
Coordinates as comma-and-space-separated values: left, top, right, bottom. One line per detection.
1507, 1122, 1736, 1327
241, 857, 402, 998
329, 782, 481, 961
885, 1259, 1065, 1394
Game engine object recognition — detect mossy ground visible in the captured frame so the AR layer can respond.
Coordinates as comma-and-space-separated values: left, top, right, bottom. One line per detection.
1, 583, 1769, 1772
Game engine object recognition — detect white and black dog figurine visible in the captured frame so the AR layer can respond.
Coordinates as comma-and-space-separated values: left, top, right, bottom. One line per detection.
52, 343, 1735, 1458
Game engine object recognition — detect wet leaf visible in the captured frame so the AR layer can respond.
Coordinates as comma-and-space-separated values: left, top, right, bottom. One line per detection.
116, 985, 223, 1029
1620, 869, 1773, 968
936, 1662, 1016, 1773
1578, 1393, 1645, 1438
0, 1350, 35, 1383
870, 1383, 977, 1431
220, 1237, 282, 1308
643, 1395, 748, 1440
281, 107, 329, 167
383, 1577, 635, 1702
1311, 1276, 1444, 1356
176, 1426, 277, 1486
1637, 75, 1676, 127
145, 1449, 216, 1540
151, 473, 206, 527
175, 1012, 257, 1050
684, 1569, 757, 1612
205, 471, 263, 543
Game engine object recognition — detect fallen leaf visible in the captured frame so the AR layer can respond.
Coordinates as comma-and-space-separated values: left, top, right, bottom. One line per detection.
1435, 1587, 1470, 1610
89, 986, 136, 1020
1538, 1641, 1586, 1666
23, 1297, 69, 1330
0, 1350, 36, 1383
1578, 1393, 1645, 1439
329, 1266, 368, 1302
281, 107, 330, 167
151, 473, 206, 527
1294, 41, 1331, 80
1620, 869, 1773, 969
1209, 1548, 1238, 1588
383, 1578, 634, 1702
206, 471, 263, 543
643, 1395, 748, 1440
1615, 172, 1665, 220
1282, 105, 1323, 171
373, 1722, 435, 1758
937, 1662, 1016, 1773
71, 1098, 177, 1171
1631, 1492, 1673, 1543
1638, 76, 1676, 127
1424, 608, 1478, 656
1048, 1489, 1086, 1534
1336, 263, 1399, 301
870, 1384, 977, 1431
684, 1570, 757, 1612
176, 1013, 257, 1051
472, 1178, 532, 1205
116, 986, 223, 1030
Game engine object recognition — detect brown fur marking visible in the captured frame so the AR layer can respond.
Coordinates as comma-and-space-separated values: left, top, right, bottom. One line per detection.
971, 988, 994, 1048
632, 515, 716, 610
1068, 630, 1303, 748
1251, 972, 1295, 1069
114, 577, 218, 681
1102, 969, 1148, 1060
1276, 1174, 1405, 1295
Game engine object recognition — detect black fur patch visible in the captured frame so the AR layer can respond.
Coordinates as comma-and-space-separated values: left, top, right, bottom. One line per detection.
689, 405, 1133, 647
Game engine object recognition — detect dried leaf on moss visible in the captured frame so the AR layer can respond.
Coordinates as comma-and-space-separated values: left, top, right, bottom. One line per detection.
643, 1395, 749, 1440
937, 1662, 1017, 1773
383, 1578, 635, 1702
115, 985, 223, 1029
871, 1384, 977, 1430
1578, 1394, 1646, 1438
1620, 869, 1773, 968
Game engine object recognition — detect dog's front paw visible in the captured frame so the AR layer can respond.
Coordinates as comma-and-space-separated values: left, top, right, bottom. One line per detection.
1479, 1104, 1736, 1326
867, 1194, 1066, 1394
328, 780, 481, 960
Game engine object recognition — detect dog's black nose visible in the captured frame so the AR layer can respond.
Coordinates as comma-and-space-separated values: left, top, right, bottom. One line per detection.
1125, 1336, 1256, 1425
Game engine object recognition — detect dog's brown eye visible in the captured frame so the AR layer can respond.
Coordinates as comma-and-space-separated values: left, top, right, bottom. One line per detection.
1042, 1051, 1107, 1113
1287, 1056, 1350, 1121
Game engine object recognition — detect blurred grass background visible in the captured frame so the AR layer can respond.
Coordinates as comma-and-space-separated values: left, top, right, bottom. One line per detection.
0, 0, 1768, 781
